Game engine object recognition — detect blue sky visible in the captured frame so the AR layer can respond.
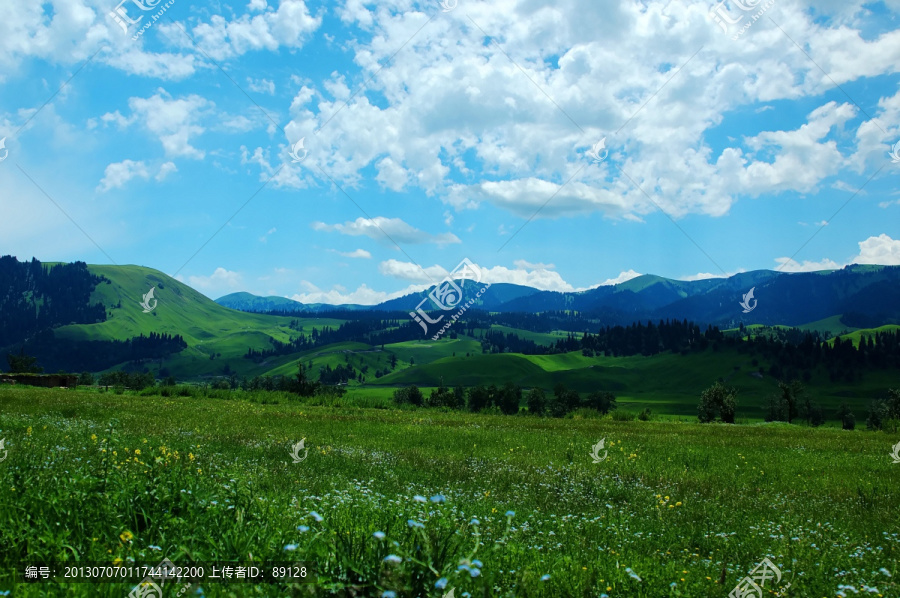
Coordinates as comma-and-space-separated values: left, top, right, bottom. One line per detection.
1, 0, 899, 303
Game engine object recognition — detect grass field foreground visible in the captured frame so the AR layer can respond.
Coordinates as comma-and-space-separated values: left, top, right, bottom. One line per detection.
0, 386, 898, 597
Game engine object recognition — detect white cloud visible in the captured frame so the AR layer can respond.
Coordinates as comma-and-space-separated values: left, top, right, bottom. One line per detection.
165, 0, 322, 62
103, 90, 213, 159
335, 248, 372, 259
97, 160, 150, 192
375, 259, 577, 292
187, 267, 243, 297
378, 259, 448, 284
598, 270, 642, 286
774, 257, 844, 272
681, 272, 729, 282
312, 217, 461, 245
247, 78, 275, 94
774, 234, 900, 271
259, 227, 277, 243
291, 282, 423, 306
852, 234, 900, 265
156, 161, 177, 181
514, 259, 556, 270
259, 2, 900, 225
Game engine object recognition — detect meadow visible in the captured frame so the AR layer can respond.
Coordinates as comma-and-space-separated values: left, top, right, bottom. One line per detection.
1, 385, 898, 597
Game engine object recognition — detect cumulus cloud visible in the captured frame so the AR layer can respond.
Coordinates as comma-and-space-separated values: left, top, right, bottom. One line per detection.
247, 78, 275, 94
290, 282, 423, 306
187, 267, 243, 297
312, 217, 461, 246
97, 160, 150, 192
774, 234, 900, 271
171, 0, 321, 61
375, 259, 575, 292
100, 90, 213, 159
852, 234, 900, 265
378, 259, 448, 284
156, 161, 177, 181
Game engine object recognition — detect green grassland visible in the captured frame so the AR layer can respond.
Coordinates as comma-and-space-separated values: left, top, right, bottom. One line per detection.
371, 343, 896, 421
38, 265, 898, 426
832, 325, 900, 347
0, 386, 897, 597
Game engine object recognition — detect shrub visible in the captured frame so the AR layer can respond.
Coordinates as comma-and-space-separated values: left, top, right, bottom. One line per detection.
638, 408, 651, 421
393, 385, 424, 406
466, 385, 491, 412
495, 382, 522, 415
549, 383, 580, 418
526, 388, 546, 415
427, 385, 454, 408
585, 391, 617, 414
698, 382, 738, 424
835, 403, 855, 430
867, 400, 889, 431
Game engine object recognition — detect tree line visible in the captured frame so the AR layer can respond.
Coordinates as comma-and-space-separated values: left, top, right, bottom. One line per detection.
697, 381, 900, 432
393, 381, 618, 418
0, 255, 107, 347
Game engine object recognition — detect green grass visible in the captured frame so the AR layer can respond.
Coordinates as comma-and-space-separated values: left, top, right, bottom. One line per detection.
371, 348, 896, 421
0, 386, 897, 597
833, 325, 900, 348
796, 315, 858, 336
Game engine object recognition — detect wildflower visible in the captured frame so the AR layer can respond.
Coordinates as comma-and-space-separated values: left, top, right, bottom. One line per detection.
373, 531, 386, 540
119, 531, 134, 543
506, 511, 515, 517
675, 502, 682, 507
435, 578, 449, 589
309, 511, 323, 522
284, 544, 298, 551
472, 560, 482, 568
383, 555, 402, 564
430, 494, 445, 503
469, 518, 480, 525
297, 526, 309, 533
541, 574, 551, 581
148, 545, 162, 551
407, 519, 424, 529
91, 434, 97, 442
413, 495, 426, 503
382, 592, 397, 598
625, 567, 642, 582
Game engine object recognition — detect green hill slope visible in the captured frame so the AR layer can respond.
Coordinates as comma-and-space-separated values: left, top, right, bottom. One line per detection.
53, 265, 344, 378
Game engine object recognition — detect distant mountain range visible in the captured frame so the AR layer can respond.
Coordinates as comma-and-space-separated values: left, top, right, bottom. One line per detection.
217, 264, 900, 329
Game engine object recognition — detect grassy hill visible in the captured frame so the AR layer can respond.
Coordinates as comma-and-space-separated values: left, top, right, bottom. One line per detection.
52, 265, 345, 379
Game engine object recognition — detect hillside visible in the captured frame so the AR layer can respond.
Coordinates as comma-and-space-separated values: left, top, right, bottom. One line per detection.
48, 265, 344, 378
